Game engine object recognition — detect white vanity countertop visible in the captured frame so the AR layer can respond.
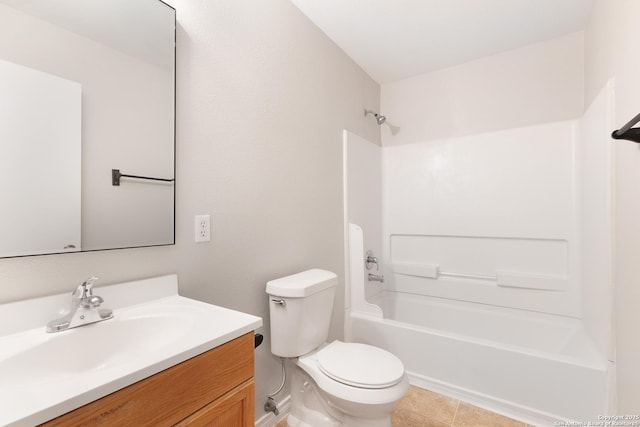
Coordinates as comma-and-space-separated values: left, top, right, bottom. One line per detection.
0, 274, 262, 427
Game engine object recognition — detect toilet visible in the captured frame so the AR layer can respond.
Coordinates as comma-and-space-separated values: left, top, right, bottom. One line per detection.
266, 269, 409, 427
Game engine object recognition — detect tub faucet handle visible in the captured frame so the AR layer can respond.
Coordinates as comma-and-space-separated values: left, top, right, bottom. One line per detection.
365, 250, 379, 270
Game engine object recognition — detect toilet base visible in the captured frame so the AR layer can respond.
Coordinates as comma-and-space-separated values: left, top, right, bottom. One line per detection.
288, 364, 341, 427
288, 362, 393, 427
286, 413, 337, 427
287, 414, 391, 427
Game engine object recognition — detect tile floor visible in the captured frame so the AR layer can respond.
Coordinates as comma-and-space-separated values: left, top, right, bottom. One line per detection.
275, 385, 532, 427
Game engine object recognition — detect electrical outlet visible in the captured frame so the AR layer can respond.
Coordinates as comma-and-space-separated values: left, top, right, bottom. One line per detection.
194, 215, 210, 242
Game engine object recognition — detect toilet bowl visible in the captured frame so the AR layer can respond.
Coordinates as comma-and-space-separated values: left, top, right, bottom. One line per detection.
295, 341, 409, 425
266, 269, 408, 427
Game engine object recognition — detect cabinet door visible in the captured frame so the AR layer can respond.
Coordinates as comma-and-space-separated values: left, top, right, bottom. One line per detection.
174, 379, 254, 427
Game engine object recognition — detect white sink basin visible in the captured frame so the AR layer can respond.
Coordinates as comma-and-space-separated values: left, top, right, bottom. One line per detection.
1, 303, 195, 382
0, 275, 262, 427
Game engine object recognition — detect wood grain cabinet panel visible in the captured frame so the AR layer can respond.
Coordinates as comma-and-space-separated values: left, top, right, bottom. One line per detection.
175, 379, 254, 427
40, 332, 255, 426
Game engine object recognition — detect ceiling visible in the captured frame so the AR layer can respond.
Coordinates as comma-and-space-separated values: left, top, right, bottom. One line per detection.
1, 0, 175, 69
290, 0, 594, 84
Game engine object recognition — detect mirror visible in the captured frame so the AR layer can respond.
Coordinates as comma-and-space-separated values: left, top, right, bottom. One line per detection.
0, 0, 176, 258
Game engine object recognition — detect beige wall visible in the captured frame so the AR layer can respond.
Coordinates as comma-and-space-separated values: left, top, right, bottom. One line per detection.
585, 0, 640, 413
0, 0, 380, 421
381, 31, 584, 146
170, 0, 379, 417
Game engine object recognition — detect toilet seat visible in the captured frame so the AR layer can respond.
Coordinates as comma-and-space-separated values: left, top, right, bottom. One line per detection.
296, 341, 410, 407
316, 341, 405, 389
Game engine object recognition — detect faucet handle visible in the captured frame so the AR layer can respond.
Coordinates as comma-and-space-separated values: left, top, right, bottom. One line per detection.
82, 276, 99, 289
73, 276, 99, 299
87, 295, 104, 308
365, 250, 379, 271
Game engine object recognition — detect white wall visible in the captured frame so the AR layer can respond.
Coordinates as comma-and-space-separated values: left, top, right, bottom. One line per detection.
381, 31, 584, 146
0, 0, 380, 422
585, 0, 640, 412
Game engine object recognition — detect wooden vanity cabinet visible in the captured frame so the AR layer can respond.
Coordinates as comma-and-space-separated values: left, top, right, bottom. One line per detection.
40, 332, 255, 426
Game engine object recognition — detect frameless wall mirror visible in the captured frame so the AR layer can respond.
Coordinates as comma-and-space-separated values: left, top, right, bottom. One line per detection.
0, 0, 176, 258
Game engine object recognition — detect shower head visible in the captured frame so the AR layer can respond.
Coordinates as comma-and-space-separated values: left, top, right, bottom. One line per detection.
364, 109, 386, 125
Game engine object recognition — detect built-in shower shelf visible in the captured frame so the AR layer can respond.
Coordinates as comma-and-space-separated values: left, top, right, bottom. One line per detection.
392, 262, 440, 279
496, 271, 567, 291
391, 262, 568, 291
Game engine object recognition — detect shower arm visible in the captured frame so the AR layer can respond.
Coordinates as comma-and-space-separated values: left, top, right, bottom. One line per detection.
364, 109, 387, 125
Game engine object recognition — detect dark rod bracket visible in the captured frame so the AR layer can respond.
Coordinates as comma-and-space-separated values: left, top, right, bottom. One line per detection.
112, 169, 175, 186
612, 112, 640, 143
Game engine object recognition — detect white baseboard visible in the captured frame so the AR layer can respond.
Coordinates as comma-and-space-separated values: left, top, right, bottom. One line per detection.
406, 370, 566, 427
255, 394, 291, 427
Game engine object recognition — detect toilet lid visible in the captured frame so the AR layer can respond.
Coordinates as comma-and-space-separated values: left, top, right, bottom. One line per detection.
316, 341, 405, 389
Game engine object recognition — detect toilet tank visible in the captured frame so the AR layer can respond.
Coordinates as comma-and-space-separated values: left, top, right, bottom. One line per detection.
266, 269, 337, 358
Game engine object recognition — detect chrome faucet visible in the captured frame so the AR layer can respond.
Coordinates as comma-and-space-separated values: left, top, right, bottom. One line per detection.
365, 250, 379, 270
368, 273, 384, 283
365, 250, 384, 282
46, 276, 113, 333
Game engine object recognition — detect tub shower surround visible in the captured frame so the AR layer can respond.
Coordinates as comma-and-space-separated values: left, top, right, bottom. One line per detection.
342, 82, 614, 424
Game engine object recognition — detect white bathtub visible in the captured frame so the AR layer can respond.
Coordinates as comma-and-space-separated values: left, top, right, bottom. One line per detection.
348, 290, 609, 425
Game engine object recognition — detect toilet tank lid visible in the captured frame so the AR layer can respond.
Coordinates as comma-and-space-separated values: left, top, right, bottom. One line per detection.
266, 269, 337, 297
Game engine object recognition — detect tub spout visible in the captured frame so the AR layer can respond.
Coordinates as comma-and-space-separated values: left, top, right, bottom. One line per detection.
368, 273, 384, 283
